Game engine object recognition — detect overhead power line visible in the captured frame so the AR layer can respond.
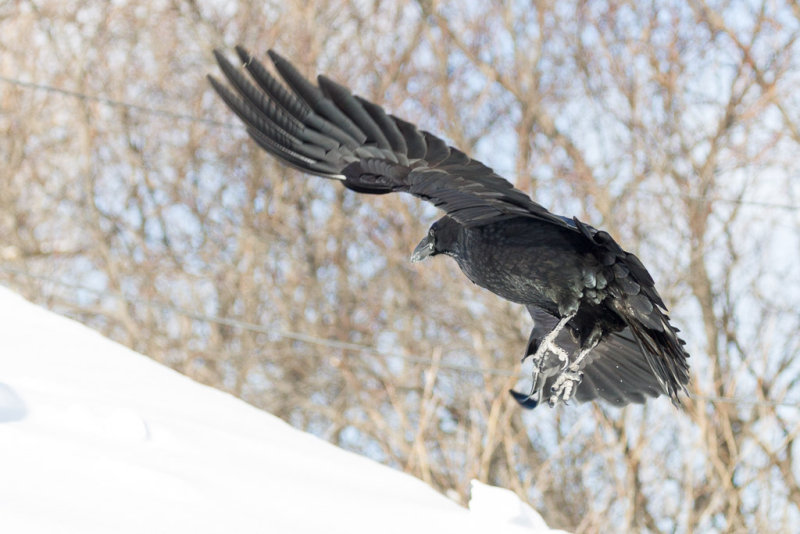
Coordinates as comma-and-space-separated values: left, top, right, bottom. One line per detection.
1, 74, 799, 212
636, 188, 800, 212
0, 75, 234, 128
1, 266, 798, 409
2, 77, 799, 407
0, 266, 516, 377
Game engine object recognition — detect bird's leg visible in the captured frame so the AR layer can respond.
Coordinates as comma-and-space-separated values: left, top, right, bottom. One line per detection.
525, 312, 575, 366
511, 313, 576, 407
549, 325, 603, 406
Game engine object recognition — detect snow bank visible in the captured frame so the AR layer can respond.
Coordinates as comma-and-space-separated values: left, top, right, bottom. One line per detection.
0, 286, 564, 533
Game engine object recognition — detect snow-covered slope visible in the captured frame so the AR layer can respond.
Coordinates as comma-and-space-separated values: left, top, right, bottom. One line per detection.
0, 286, 564, 533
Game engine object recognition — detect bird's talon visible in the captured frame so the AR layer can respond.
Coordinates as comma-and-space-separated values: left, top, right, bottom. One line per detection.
509, 389, 540, 409
549, 369, 583, 405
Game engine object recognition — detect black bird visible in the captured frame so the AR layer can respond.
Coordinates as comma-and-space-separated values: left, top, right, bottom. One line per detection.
209, 47, 690, 408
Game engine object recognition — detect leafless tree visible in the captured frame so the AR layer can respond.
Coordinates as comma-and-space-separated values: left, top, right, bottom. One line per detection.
2, 0, 800, 531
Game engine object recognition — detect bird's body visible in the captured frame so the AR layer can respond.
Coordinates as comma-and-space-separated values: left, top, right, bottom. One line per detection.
209, 46, 690, 409
444, 217, 593, 315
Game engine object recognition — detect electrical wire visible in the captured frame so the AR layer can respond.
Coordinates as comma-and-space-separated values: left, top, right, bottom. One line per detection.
0, 75, 234, 128
2, 76, 799, 406
1, 266, 798, 408
1, 74, 798, 212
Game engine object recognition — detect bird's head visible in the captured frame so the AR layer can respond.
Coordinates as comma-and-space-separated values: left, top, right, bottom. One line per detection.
410, 216, 461, 263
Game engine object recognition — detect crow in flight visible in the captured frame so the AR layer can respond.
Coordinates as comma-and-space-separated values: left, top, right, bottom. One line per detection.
209, 47, 690, 408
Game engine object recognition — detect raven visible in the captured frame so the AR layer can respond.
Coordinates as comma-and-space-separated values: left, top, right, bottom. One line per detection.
209, 47, 690, 408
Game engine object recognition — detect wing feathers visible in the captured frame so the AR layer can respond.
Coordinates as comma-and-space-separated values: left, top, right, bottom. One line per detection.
246, 127, 343, 177
236, 46, 312, 123
234, 47, 362, 152
421, 131, 451, 165
356, 97, 408, 156
392, 116, 427, 159
318, 75, 392, 151
211, 47, 573, 227
268, 50, 367, 144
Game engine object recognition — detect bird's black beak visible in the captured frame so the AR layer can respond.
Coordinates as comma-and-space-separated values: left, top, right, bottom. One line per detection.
410, 235, 435, 263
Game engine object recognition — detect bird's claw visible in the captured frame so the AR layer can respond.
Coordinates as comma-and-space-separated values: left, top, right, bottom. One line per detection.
522, 339, 570, 365
509, 388, 540, 409
549, 368, 583, 406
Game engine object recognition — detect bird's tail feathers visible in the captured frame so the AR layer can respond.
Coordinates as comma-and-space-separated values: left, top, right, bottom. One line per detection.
623, 311, 690, 406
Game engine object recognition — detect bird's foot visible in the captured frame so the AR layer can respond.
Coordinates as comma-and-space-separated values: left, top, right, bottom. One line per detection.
514, 341, 571, 409
550, 343, 571, 365
548, 367, 583, 406
521, 337, 571, 365
521, 312, 576, 365
514, 313, 577, 409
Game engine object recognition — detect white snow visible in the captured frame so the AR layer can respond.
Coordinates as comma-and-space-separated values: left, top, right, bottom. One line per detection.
0, 286, 565, 533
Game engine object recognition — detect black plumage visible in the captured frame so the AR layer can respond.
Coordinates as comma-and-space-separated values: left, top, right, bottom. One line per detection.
209, 47, 690, 409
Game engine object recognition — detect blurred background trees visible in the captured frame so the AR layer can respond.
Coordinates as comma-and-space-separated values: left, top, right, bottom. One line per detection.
2, 0, 800, 531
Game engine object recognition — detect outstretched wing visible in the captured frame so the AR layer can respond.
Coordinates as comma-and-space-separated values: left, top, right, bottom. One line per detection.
208, 47, 572, 229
